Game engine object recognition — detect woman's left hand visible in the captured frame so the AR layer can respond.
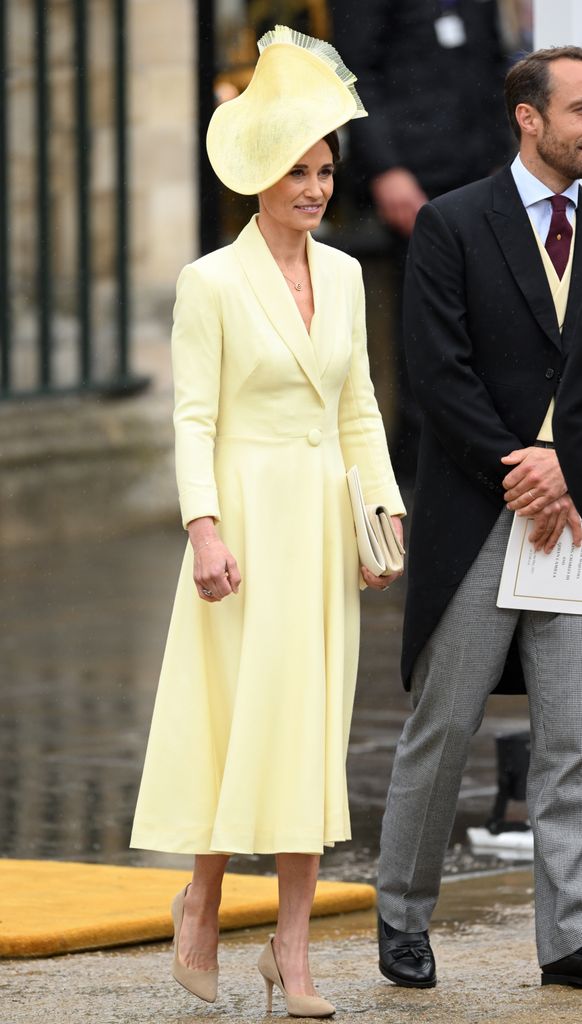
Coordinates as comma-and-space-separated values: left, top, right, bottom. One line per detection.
361, 515, 405, 591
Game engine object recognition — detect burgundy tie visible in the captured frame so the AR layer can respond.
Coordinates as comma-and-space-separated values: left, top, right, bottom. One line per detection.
545, 194, 573, 279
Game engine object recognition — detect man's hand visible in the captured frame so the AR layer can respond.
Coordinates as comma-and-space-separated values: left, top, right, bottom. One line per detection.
501, 447, 567, 515
370, 168, 428, 237
528, 494, 582, 553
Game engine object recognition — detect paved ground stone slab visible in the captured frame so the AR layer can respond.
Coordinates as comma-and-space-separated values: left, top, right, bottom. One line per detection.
2, 879, 581, 1024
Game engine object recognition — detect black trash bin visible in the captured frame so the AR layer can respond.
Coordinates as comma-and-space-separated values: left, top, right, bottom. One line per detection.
487, 731, 531, 834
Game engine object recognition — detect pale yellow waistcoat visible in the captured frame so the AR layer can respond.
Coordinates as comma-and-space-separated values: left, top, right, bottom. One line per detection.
531, 219, 576, 441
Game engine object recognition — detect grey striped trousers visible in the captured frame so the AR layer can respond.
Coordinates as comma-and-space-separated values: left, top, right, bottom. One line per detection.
378, 508, 582, 965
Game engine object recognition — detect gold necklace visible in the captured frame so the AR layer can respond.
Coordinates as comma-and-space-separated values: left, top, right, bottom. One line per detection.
282, 274, 302, 292
279, 267, 304, 292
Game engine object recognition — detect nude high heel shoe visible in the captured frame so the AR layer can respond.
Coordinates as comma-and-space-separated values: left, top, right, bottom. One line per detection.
257, 934, 335, 1018
171, 885, 219, 1003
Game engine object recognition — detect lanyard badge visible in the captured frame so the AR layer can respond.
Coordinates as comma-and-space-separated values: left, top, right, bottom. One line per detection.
434, 0, 467, 48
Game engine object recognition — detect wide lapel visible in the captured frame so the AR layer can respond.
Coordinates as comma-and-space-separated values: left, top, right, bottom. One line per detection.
561, 186, 582, 352
304, 232, 332, 379
485, 166, 562, 351
232, 216, 324, 403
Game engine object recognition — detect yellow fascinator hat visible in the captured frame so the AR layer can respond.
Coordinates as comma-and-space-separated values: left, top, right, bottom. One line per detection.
206, 25, 367, 196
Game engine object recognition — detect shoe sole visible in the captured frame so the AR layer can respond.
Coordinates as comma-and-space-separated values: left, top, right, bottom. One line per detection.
379, 961, 437, 989
541, 973, 582, 987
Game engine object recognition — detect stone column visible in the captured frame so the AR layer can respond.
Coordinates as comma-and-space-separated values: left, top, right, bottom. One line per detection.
130, 0, 198, 327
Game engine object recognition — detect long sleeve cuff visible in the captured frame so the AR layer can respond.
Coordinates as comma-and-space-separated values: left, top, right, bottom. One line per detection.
179, 487, 221, 529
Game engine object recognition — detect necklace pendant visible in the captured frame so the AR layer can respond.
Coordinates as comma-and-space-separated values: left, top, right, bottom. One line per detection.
295, 282, 302, 291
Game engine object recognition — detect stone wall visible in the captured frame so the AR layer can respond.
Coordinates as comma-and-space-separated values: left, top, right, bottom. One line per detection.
0, 391, 177, 547
7, 0, 197, 386
2, 0, 196, 543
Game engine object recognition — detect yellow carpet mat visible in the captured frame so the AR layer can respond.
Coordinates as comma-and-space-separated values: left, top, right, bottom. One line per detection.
0, 860, 376, 958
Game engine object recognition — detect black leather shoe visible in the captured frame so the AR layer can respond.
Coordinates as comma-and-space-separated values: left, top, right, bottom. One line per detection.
378, 915, 437, 988
542, 947, 582, 987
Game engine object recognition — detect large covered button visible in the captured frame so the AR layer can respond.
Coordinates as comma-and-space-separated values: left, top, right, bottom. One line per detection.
307, 428, 322, 446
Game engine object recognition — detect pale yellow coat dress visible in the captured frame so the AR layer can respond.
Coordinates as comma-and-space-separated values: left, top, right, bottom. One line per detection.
130, 215, 405, 856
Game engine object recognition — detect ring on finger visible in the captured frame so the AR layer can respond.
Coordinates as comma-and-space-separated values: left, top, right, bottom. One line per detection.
201, 587, 213, 597
528, 490, 535, 500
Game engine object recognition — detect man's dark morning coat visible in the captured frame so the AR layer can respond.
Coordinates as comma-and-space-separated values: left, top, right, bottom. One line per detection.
554, 340, 582, 514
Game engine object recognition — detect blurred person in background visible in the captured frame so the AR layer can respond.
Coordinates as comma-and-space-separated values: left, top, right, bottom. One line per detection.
499, 0, 534, 57
131, 25, 404, 1018
332, 0, 512, 479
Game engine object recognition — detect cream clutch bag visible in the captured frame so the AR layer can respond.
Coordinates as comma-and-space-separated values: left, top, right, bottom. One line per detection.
346, 465, 405, 576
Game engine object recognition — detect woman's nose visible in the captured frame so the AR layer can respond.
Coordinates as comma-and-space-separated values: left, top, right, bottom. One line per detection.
304, 175, 323, 197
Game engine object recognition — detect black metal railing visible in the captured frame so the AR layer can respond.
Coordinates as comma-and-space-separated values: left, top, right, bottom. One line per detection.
197, 0, 219, 256
74, 0, 91, 387
0, 0, 147, 400
0, 0, 10, 394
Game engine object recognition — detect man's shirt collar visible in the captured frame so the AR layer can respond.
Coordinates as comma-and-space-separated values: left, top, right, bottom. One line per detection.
511, 153, 579, 211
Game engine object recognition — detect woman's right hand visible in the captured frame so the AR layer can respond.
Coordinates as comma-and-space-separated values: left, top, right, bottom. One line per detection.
187, 517, 242, 602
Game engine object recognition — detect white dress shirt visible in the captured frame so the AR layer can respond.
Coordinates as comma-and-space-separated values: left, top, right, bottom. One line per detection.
510, 154, 578, 241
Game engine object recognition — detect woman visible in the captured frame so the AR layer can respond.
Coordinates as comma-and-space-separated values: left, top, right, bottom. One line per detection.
131, 25, 405, 1018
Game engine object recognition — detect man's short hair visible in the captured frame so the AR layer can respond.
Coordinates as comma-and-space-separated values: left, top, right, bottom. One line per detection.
504, 46, 582, 141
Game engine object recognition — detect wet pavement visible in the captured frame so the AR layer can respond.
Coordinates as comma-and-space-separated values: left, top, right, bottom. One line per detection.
3, 872, 582, 1024
0, 520, 531, 880
3, 523, 574, 1023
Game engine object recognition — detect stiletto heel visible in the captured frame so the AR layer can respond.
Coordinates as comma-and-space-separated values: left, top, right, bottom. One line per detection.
171, 886, 219, 1003
263, 974, 274, 1012
257, 934, 335, 1018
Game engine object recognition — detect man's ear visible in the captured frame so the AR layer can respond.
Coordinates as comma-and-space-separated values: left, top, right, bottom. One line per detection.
515, 102, 542, 138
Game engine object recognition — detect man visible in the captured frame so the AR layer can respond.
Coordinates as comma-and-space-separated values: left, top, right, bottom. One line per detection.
377, 48, 582, 990
554, 342, 582, 512
332, 0, 511, 475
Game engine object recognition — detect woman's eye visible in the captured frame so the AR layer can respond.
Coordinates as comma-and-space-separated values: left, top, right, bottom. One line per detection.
290, 169, 304, 178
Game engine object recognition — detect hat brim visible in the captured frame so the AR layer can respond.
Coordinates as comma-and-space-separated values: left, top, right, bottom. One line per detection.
206, 43, 365, 195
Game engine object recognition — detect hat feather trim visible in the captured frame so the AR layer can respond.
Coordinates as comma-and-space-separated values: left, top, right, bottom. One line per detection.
257, 24, 367, 119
